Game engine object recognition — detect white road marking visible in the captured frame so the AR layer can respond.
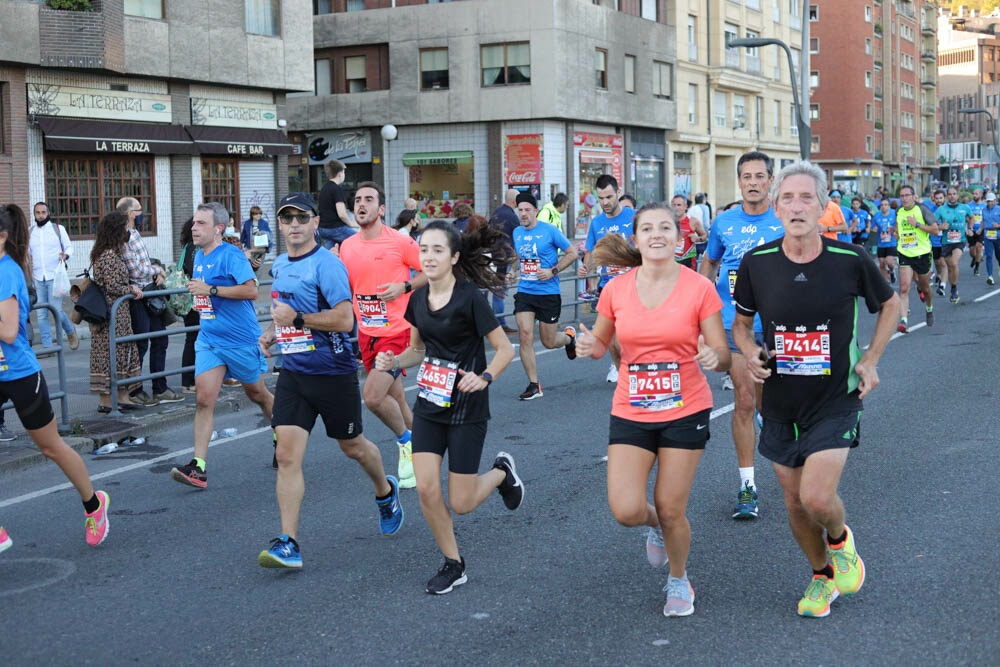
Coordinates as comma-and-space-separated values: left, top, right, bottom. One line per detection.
974, 288, 1000, 303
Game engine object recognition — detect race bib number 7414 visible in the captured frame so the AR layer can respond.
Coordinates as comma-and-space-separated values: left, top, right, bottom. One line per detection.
773, 324, 831, 376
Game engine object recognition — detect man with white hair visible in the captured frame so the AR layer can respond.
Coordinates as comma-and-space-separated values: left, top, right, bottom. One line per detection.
733, 160, 898, 618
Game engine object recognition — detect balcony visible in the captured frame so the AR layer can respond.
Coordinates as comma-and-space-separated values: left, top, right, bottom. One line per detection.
874, 87, 883, 100
921, 22, 935, 36
922, 103, 936, 115
725, 50, 740, 69
921, 79, 935, 88
922, 130, 936, 142
875, 121, 884, 131
921, 50, 936, 62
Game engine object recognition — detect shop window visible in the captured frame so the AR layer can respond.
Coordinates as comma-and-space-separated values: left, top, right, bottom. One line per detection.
405, 153, 475, 219
625, 55, 636, 93
246, 0, 280, 36
596, 48, 608, 89
345, 56, 367, 93
420, 49, 449, 91
125, 0, 163, 18
481, 43, 531, 86
202, 158, 241, 223
653, 61, 673, 99
44, 155, 156, 239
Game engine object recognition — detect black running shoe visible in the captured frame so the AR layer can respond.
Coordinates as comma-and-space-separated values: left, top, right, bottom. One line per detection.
493, 451, 524, 510
519, 383, 543, 400
170, 460, 207, 489
564, 326, 577, 360
426, 557, 467, 594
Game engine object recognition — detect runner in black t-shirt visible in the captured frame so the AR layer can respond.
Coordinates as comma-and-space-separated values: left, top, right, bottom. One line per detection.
732, 161, 899, 619
374, 220, 522, 595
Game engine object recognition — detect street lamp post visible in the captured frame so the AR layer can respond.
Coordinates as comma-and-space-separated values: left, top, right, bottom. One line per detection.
729, 36, 811, 160
958, 108, 1000, 188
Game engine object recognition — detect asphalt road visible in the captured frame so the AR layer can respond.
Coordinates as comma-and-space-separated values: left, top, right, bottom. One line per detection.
2, 268, 999, 666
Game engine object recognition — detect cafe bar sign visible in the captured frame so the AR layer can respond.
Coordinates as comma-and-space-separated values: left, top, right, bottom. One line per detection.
27, 84, 172, 123
190, 98, 278, 130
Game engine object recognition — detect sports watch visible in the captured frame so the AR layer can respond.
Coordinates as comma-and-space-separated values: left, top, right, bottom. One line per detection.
293, 311, 305, 329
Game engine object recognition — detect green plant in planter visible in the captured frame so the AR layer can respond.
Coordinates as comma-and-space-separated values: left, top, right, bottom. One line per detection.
47, 0, 93, 10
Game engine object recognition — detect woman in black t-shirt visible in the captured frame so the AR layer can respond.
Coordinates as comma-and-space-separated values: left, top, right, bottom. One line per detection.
374, 220, 521, 595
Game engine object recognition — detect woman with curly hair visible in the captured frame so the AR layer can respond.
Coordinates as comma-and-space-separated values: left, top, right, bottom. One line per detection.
374, 220, 522, 595
88, 210, 143, 412
0, 203, 110, 549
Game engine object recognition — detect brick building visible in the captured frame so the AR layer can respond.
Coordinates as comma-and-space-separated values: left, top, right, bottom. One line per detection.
0, 0, 311, 270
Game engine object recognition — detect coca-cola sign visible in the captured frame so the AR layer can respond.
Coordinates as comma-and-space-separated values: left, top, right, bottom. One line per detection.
504, 134, 543, 186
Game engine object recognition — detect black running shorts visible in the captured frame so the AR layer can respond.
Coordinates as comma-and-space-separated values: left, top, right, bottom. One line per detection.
758, 410, 861, 469
272, 370, 363, 440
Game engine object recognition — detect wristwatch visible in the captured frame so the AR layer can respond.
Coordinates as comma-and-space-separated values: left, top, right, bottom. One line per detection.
482, 371, 494, 385
209, 286, 218, 297
551, 266, 560, 275
293, 311, 305, 329
404, 281, 413, 293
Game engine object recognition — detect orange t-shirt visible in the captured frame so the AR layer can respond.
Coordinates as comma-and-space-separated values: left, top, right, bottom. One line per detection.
818, 201, 845, 240
596, 266, 722, 423
339, 223, 421, 338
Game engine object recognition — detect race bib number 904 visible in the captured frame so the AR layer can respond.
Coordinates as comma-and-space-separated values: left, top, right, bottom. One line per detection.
357, 294, 389, 328
773, 324, 831, 376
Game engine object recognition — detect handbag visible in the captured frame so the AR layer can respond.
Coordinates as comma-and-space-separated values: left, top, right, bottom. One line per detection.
165, 244, 194, 317
71, 270, 109, 324
142, 282, 168, 316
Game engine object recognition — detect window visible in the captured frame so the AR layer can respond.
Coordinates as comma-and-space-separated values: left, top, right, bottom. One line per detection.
202, 159, 240, 223
902, 83, 915, 99
125, 0, 163, 19
865, 103, 872, 120
773, 99, 782, 135
901, 24, 914, 41
714, 91, 727, 128
901, 53, 913, 70
791, 47, 801, 79
746, 31, 761, 72
865, 71, 872, 88
640, 0, 656, 20
790, 104, 799, 136
687, 16, 698, 61
482, 43, 530, 86
810, 37, 819, 54
866, 135, 873, 153
0, 83, 5, 154
625, 55, 636, 93
315, 59, 331, 95
865, 38, 872, 55
44, 156, 156, 239
756, 96, 764, 135
345, 56, 367, 93
790, 0, 801, 19
809, 103, 819, 120
346, 0, 364, 10
724, 24, 740, 68
245, 0, 279, 36
653, 61, 673, 99
865, 6, 872, 22
420, 48, 449, 90
313, 0, 331, 14
809, 4, 818, 21
810, 70, 819, 88
774, 1, 781, 23
596, 48, 608, 89
811, 136, 820, 153
688, 83, 697, 124
733, 94, 748, 128
746, 0, 760, 9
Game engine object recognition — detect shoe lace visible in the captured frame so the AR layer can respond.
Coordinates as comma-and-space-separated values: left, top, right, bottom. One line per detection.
648, 527, 665, 549
378, 499, 396, 520
663, 578, 691, 602
804, 576, 830, 601
85, 516, 96, 536
828, 544, 854, 573
737, 483, 755, 505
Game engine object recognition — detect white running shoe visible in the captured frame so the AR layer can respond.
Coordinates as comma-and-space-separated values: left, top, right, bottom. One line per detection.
606, 364, 619, 384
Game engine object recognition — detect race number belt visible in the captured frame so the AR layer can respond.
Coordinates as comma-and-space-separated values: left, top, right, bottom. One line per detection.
880, 231, 892, 243
946, 230, 962, 243
357, 294, 389, 328
275, 324, 314, 355
627, 361, 683, 411
193, 294, 215, 320
520, 259, 540, 280
987, 229, 999, 240
416, 357, 459, 408
773, 325, 831, 376
900, 231, 918, 251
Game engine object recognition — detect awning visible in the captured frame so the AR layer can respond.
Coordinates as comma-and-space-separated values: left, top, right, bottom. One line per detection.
37, 117, 198, 155
185, 125, 294, 157
402, 151, 473, 166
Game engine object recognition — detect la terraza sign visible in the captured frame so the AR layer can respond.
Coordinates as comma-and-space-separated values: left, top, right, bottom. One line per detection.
28, 84, 172, 123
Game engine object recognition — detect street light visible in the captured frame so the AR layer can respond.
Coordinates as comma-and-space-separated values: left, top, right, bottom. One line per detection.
728, 37, 811, 160
958, 108, 1000, 187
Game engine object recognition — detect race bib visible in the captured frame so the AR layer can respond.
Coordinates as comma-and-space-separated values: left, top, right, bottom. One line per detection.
727, 269, 738, 299
987, 229, 999, 240
900, 231, 918, 251
627, 361, 683, 411
0, 346, 7, 372
193, 294, 215, 320
275, 323, 314, 355
773, 324, 831, 376
520, 259, 540, 280
253, 233, 269, 249
357, 294, 389, 328
416, 357, 459, 408
880, 230, 892, 243
605, 264, 629, 277
947, 230, 962, 243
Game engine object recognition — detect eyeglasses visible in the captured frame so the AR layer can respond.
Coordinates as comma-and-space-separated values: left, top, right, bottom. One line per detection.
278, 213, 312, 225
130, 208, 143, 213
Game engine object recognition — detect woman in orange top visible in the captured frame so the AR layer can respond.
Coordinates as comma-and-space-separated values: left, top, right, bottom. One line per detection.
576, 202, 730, 618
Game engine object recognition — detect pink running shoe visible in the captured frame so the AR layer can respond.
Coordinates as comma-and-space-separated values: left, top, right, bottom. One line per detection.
84, 491, 110, 547
0, 526, 11, 553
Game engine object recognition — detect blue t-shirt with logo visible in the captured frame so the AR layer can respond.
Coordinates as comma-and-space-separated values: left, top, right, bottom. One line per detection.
935, 202, 970, 245
513, 222, 572, 296
270, 246, 357, 376
585, 208, 635, 287
706, 205, 784, 331
983, 203, 1000, 237
193, 242, 261, 348
852, 208, 871, 240
0, 255, 41, 381
871, 210, 897, 248
969, 201, 986, 233
838, 205, 854, 244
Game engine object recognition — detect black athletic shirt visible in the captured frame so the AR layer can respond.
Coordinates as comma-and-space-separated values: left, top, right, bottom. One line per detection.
733, 237, 894, 427
318, 180, 348, 230
404, 279, 500, 424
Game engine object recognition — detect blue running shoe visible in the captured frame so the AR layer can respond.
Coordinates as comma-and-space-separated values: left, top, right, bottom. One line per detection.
258, 534, 302, 569
732, 481, 759, 520
377, 475, 404, 535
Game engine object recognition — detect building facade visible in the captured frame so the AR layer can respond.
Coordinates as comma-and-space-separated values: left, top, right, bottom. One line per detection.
667, 0, 803, 205
289, 0, 676, 239
0, 0, 311, 269
809, 0, 937, 195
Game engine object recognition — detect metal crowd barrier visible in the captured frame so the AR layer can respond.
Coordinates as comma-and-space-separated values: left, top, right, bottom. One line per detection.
5, 303, 72, 430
